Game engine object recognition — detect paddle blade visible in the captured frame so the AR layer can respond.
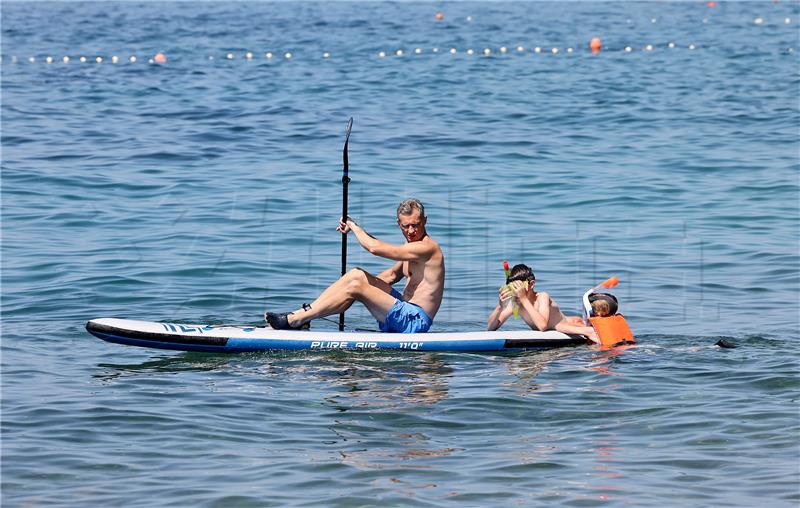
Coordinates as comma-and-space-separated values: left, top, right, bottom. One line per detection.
600, 276, 619, 288
344, 117, 353, 141
342, 117, 353, 177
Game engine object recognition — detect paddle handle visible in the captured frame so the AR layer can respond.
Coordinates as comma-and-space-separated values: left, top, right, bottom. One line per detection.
339, 174, 349, 331
339, 118, 353, 331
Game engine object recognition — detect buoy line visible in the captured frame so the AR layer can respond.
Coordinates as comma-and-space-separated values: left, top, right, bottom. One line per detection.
3, 37, 797, 66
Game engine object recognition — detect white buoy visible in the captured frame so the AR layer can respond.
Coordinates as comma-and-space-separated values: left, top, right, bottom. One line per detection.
500, 46, 507, 54
624, 46, 632, 52
450, 48, 457, 54
414, 48, 422, 54
245, 52, 253, 60
130, 56, 136, 63
284, 52, 292, 59
551, 47, 558, 54
754, 17, 764, 25
466, 16, 473, 22
432, 48, 439, 53
28, 56, 36, 63
46, 56, 53, 64
703, 18, 709, 24
483, 48, 491, 56
323, 52, 330, 59
466, 48, 474, 55
378, 51, 386, 58
668, 42, 676, 49
395, 49, 403, 57
645, 44, 653, 51
567, 47, 574, 53
111, 55, 119, 64
226, 53, 234, 60
62, 56, 69, 63
785, 17, 792, 24
689, 44, 696, 50
516, 46, 524, 52
266, 52, 273, 59
534, 47, 541, 54
96, 56, 103, 63
651, 18, 657, 23
208, 55, 214, 60
80, 56, 87, 63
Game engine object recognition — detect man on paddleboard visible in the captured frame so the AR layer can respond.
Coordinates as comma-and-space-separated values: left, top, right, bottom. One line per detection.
266, 198, 445, 332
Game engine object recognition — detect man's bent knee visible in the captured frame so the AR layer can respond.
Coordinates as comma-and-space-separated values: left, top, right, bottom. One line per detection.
345, 277, 366, 298
346, 267, 369, 280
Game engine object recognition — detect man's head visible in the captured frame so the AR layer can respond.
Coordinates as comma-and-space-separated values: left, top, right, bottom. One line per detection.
506, 264, 536, 288
397, 198, 427, 242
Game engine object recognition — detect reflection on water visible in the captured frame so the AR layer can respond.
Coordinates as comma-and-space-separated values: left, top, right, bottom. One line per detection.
586, 435, 630, 505
94, 350, 454, 406
89, 345, 650, 506
585, 344, 638, 377
93, 354, 238, 382
499, 348, 582, 396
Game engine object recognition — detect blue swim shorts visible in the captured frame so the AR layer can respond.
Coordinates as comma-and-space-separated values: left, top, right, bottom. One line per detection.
378, 288, 433, 333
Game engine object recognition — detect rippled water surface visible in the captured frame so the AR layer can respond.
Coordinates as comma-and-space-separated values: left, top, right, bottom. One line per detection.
2, 1, 799, 506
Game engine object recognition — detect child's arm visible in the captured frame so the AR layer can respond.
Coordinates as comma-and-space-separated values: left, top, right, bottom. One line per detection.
518, 290, 551, 331
487, 286, 514, 330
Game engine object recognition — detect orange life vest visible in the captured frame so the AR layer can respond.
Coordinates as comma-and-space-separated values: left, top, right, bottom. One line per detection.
589, 314, 636, 348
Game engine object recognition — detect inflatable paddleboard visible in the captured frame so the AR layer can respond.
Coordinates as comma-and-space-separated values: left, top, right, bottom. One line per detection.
86, 318, 589, 353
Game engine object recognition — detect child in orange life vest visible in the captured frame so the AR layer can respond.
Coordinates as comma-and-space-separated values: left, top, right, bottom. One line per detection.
487, 264, 600, 344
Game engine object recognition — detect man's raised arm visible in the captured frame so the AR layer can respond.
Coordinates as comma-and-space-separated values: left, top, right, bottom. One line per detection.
343, 219, 433, 262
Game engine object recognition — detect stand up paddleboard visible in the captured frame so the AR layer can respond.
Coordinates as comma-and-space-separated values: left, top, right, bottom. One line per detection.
86, 318, 588, 353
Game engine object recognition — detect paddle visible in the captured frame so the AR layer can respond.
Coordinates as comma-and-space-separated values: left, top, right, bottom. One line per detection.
339, 117, 353, 331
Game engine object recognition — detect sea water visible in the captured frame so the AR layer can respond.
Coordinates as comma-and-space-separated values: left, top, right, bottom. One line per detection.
2, 2, 798, 506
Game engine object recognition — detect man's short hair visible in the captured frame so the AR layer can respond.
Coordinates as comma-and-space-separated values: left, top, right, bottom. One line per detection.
397, 198, 425, 218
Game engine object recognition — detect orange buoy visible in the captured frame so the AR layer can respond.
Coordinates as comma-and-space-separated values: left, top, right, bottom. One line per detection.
707, 1, 717, 7
435, 11, 444, 21
589, 37, 602, 54
154, 52, 167, 63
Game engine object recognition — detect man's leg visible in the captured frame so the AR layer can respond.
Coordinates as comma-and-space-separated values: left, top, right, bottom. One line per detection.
287, 268, 398, 327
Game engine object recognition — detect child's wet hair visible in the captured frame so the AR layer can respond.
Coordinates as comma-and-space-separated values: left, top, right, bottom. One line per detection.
591, 299, 612, 317
506, 264, 535, 285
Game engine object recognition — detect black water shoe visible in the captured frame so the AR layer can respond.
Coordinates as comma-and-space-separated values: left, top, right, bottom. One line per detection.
265, 312, 309, 330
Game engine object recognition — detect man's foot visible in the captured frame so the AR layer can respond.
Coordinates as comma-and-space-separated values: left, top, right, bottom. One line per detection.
265, 311, 309, 330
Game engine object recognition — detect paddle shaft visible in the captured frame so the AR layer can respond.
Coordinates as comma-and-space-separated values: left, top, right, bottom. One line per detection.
339, 118, 353, 331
